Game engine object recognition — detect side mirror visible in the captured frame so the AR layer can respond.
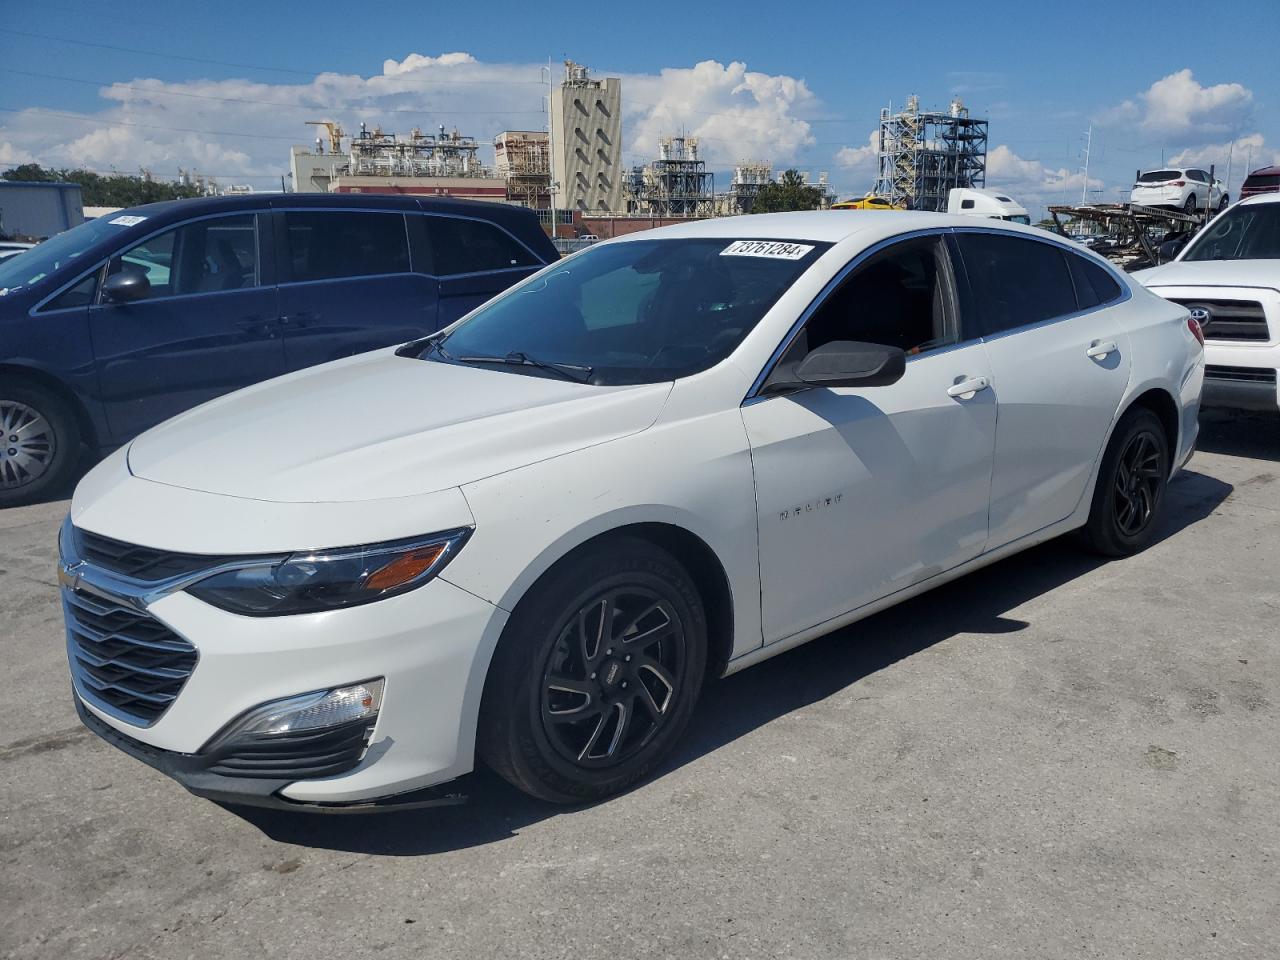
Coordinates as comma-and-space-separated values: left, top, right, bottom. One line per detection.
763, 340, 907, 394
102, 268, 150, 303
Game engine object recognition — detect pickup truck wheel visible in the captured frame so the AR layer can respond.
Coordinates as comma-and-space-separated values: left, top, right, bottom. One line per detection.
0, 383, 81, 508
1082, 408, 1170, 557
479, 537, 707, 804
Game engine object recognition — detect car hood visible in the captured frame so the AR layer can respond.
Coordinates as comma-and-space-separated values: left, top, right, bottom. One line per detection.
1133, 259, 1280, 291
127, 349, 673, 503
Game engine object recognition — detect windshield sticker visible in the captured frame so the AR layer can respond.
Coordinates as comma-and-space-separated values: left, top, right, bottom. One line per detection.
108, 215, 147, 226
720, 240, 815, 260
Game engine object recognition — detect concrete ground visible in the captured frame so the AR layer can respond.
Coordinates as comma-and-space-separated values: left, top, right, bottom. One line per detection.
2, 410, 1277, 960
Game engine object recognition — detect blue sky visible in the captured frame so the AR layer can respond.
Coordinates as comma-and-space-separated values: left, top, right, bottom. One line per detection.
2, 0, 1278, 214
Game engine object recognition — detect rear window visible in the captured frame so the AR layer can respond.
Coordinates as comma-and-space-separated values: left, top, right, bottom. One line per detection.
956, 233, 1077, 335
426, 216, 540, 275
1243, 174, 1280, 190
1137, 170, 1181, 183
284, 211, 409, 282
1065, 252, 1122, 310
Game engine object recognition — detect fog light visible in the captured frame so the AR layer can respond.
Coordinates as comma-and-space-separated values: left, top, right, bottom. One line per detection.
204, 679, 384, 751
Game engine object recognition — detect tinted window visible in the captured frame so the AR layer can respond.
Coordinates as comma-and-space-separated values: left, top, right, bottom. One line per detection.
45, 273, 98, 311
1066, 253, 1122, 310
956, 233, 1077, 334
432, 238, 829, 385
106, 215, 259, 300
797, 238, 954, 358
0, 216, 128, 293
285, 211, 409, 282
1182, 203, 1280, 261
1138, 170, 1180, 183
427, 216, 540, 275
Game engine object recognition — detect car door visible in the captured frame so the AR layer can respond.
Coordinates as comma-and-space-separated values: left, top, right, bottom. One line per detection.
425, 214, 546, 326
953, 230, 1132, 551
274, 208, 439, 370
89, 212, 284, 442
742, 233, 997, 644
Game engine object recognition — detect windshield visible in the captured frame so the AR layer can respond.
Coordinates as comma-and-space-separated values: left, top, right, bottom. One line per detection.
1182, 204, 1280, 261
432, 237, 831, 385
0, 216, 131, 294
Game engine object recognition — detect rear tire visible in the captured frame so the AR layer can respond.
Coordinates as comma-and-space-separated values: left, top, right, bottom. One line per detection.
1218, 194, 1229, 212
1183, 194, 1197, 215
0, 381, 82, 508
1081, 407, 1170, 557
478, 537, 707, 804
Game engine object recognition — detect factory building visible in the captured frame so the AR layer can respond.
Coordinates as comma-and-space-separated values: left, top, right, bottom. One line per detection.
550, 61, 624, 214
626, 136, 716, 217
874, 95, 988, 212
494, 131, 551, 208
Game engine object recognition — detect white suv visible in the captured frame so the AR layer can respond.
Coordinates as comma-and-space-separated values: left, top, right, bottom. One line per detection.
1131, 168, 1227, 215
1134, 193, 1280, 412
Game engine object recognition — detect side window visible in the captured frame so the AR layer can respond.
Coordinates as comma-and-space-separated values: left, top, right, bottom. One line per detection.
955, 233, 1076, 335
790, 237, 956, 361
105, 214, 259, 300
426, 216, 539, 275
44, 272, 99, 311
1065, 252, 1122, 311
285, 211, 409, 282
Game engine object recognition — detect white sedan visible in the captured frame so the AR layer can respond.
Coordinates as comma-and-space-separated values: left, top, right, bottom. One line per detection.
60, 212, 1204, 809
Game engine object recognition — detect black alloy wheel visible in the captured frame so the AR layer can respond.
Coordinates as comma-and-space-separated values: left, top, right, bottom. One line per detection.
479, 537, 707, 803
1183, 194, 1198, 215
1082, 407, 1170, 556
540, 586, 686, 768
1112, 431, 1163, 537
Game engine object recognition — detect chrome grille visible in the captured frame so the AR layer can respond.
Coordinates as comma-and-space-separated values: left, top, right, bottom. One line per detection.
64, 587, 197, 726
75, 528, 235, 582
1170, 298, 1269, 342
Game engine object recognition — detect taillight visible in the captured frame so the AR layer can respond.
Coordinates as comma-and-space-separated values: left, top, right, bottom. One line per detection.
1172, 180, 1185, 186
1188, 316, 1205, 346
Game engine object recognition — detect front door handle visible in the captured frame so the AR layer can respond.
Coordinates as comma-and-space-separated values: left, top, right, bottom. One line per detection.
1086, 340, 1118, 360
946, 376, 989, 399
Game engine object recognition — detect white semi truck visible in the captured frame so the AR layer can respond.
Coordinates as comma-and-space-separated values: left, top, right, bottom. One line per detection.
947, 187, 1030, 224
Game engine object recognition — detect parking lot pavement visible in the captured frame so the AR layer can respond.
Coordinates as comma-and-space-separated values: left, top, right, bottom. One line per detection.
2, 412, 1278, 960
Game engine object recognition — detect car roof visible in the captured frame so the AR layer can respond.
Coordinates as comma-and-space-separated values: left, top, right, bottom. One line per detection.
606, 210, 1043, 245
1244, 165, 1280, 177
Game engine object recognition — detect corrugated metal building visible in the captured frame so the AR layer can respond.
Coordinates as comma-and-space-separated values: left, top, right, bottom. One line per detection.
0, 181, 85, 240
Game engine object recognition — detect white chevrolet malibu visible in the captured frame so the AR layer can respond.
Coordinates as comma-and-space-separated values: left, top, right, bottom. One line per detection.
60, 212, 1204, 809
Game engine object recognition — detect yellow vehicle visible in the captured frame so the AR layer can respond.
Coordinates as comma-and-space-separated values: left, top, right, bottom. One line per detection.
831, 194, 904, 211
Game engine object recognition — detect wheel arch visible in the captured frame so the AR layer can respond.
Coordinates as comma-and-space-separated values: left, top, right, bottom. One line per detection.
1123, 385, 1180, 466
0, 362, 100, 450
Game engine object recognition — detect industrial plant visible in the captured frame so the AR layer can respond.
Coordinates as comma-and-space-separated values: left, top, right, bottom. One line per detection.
874, 95, 989, 212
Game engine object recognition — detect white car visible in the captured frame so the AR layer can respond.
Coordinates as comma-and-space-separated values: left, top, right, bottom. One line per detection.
1134, 193, 1280, 412
60, 213, 1203, 809
1131, 167, 1228, 215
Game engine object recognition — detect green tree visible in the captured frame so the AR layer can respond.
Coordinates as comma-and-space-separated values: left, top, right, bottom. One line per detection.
2, 163, 204, 206
750, 169, 824, 213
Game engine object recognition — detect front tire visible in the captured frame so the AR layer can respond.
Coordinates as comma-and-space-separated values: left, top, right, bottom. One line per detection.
1082, 408, 1170, 557
478, 537, 707, 804
0, 382, 82, 508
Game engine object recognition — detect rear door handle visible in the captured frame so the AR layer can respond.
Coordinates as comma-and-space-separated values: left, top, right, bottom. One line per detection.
946, 376, 989, 399
1086, 340, 1118, 360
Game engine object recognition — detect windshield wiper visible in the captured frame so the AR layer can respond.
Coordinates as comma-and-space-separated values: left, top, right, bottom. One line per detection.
397, 330, 453, 361
454, 351, 593, 383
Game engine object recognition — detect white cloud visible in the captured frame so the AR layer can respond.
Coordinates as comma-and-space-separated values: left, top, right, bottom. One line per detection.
0, 54, 820, 184
986, 144, 1107, 205
1098, 69, 1253, 145
1170, 133, 1279, 181
622, 60, 817, 166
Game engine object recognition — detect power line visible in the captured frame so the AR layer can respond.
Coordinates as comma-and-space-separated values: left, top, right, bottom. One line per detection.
0, 28, 543, 84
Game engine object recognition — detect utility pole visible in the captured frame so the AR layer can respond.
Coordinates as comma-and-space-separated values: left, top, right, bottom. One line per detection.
1080, 125, 1092, 205
541, 58, 558, 225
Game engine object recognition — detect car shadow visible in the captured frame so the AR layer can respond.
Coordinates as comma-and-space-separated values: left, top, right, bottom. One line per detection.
224, 467, 1232, 856
1197, 408, 1280, 463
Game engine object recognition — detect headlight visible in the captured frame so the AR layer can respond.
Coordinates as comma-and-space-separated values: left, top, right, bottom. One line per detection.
187, 529, 471, 616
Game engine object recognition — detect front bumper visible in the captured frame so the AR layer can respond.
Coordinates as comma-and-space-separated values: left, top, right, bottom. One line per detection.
66, 567, 509, 806
1202, 374, 1280, 412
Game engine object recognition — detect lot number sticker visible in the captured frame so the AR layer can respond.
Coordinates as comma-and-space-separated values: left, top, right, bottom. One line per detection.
720, 240, 814, 260
108, 215, 148, 226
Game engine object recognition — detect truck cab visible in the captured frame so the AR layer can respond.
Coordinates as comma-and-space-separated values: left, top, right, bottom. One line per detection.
947, 188, 1031, 224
